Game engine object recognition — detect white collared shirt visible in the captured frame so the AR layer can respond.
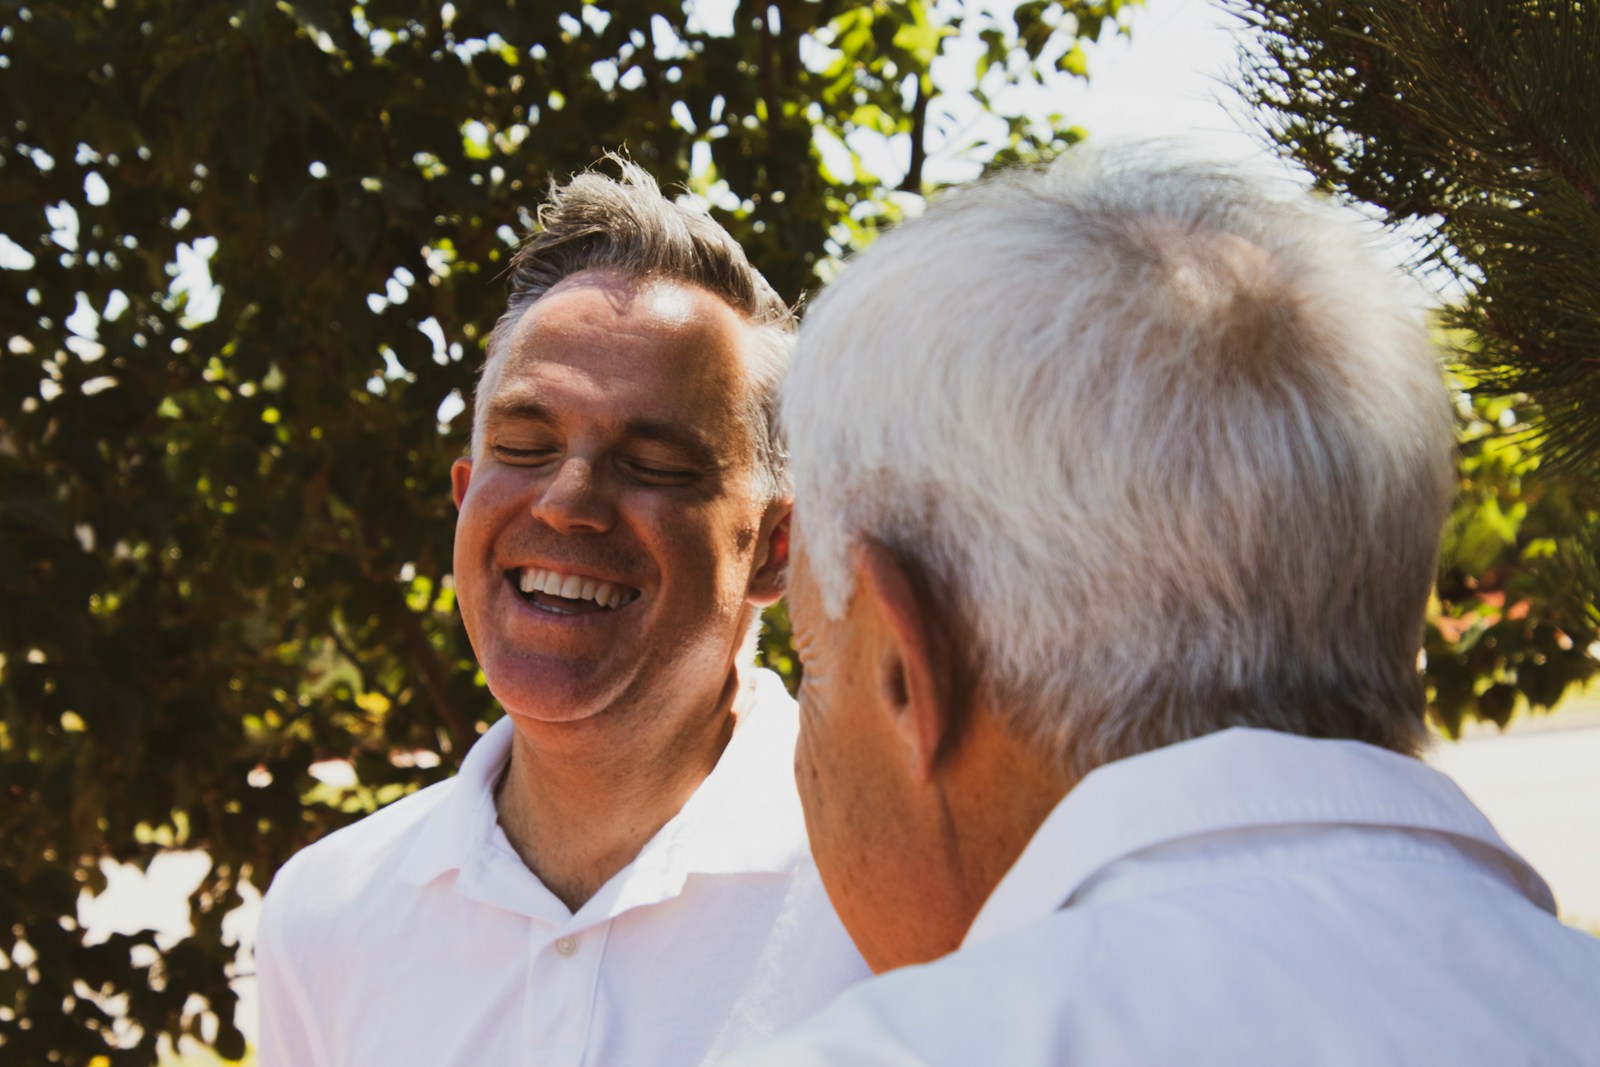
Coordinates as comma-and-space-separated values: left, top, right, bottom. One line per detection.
256, 669, 869, 1067
732, 728, 1600, 1066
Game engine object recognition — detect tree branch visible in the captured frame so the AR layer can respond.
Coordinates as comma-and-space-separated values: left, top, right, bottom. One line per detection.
1437, 4, 1598, 208
900, 75, 929, 194
760, 4, 781, 147
397, 602, 471, 756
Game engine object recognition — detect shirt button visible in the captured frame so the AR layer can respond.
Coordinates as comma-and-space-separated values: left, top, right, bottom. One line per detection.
554, 935, 577, 957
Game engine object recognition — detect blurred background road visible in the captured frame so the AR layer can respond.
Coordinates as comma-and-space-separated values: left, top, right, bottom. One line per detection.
1427, 701, 1600, 930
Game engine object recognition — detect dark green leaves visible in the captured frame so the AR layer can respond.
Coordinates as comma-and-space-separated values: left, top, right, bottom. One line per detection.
1, 1, 1129, 1060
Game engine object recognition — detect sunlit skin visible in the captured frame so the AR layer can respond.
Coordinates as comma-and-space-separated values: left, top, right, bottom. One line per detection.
787, 537, 1070, 972
450, 270, 788, 910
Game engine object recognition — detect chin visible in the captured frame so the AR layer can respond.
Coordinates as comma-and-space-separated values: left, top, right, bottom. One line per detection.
484, 654, 619, 725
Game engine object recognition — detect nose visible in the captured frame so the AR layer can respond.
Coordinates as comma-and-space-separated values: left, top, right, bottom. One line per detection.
529, 457, 615, 534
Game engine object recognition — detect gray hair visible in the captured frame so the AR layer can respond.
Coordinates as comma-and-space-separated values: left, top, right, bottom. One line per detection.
784, 144, 1457, 780
476, 155, 793, 498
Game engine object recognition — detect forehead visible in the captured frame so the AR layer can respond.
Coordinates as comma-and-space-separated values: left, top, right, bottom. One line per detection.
483, 271, 758, 437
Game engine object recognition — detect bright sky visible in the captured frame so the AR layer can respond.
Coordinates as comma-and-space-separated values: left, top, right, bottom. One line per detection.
1004, 0, 1441, 295
1000, 0, 1279, 170
797, 0, 1301, 195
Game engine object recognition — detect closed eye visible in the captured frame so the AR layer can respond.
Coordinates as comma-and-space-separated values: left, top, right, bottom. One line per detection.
491, 445, 557, 464
622, 459, 697, 486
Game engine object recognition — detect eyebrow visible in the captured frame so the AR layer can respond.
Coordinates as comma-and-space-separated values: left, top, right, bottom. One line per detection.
485, 398, 724, 468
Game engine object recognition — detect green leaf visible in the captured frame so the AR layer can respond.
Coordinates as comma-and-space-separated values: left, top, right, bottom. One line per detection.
0, 0, 1134, 1059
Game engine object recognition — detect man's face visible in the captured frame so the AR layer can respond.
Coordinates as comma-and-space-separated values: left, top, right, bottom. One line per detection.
451, 271, 784, 727
788, 540, 956, 972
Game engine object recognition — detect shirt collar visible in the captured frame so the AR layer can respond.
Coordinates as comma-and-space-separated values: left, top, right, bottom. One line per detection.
396, 668, 807, 900
645, 667, 809, 878
963, 727, 1555, 949
396, 708, 513, 887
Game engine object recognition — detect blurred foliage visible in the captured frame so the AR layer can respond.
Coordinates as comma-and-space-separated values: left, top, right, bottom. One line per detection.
0, 0, 1135, 1061
1428, 365, 1600, 736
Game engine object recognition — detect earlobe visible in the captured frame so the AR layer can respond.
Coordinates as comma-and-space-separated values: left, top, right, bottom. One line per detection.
450, 457, 473, 510
746, 502, 791, 607
851, 541, 958, 783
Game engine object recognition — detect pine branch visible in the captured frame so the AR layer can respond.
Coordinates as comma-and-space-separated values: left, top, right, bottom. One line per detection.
1229, 0, 1600, 482
1438, 5, 1598, 209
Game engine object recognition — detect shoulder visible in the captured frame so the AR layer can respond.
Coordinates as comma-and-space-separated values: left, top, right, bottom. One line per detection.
737, 888, 1600, 1066
261, 719, 513, 926
260, 776, 456, 929
729, 923, 1097, 1066
723, 946, 1011, 1067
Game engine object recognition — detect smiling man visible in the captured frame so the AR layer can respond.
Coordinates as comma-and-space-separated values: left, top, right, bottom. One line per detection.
254, 160, 867, 1066
730, 146, 1600, 1065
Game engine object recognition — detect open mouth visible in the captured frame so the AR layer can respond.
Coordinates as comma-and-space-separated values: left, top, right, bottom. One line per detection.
508, 566, 640, 616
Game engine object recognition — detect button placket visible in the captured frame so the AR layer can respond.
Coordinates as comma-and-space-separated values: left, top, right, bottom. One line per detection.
521, 922, 610, 1067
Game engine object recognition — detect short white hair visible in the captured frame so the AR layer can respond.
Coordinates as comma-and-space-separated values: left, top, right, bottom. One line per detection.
784, 144, 1456, 779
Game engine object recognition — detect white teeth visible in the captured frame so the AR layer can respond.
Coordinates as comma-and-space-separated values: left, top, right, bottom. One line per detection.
516, 568, 636, 609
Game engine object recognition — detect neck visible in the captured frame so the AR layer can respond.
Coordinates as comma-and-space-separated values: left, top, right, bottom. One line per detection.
928, 705, 1074, 958
494, 665, 752, 912
858, 695, 1073, 974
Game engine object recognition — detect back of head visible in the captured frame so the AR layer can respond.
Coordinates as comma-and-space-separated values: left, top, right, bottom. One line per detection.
477, 155, 794, 496
785, 144, 1456, 780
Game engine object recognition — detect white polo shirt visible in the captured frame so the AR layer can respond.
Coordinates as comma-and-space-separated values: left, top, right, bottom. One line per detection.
256, 669, 868, 1067
732, 728, 1600, 1066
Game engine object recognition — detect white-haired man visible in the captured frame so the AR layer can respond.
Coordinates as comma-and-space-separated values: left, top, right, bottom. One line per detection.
255, 160, 867, 1066
734, 147, 1600, 1064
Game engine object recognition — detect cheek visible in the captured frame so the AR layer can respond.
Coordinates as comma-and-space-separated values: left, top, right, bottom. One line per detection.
452, 504, 485, 575
455, 474, 516, 546
795, 695, 909, 971
794, 683, 847, 851
733, 522, 757, 555
645, 505, 727, 571
795, 676, 882, 864
793, 689, 826, 819
694, 494, 765, 563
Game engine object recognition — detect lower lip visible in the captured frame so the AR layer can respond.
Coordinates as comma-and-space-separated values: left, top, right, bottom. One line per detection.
524, 597, 614, 617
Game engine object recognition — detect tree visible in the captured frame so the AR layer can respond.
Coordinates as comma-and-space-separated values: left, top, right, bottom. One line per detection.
0, 1, 1135, 1061
1227, 0, 1600, 731
1427, 364, 1599, 735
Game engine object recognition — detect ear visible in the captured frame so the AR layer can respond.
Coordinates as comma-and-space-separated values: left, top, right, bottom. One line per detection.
450, 457, 473, 509
851, 541, 959, 783
746, 500, 791, 607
